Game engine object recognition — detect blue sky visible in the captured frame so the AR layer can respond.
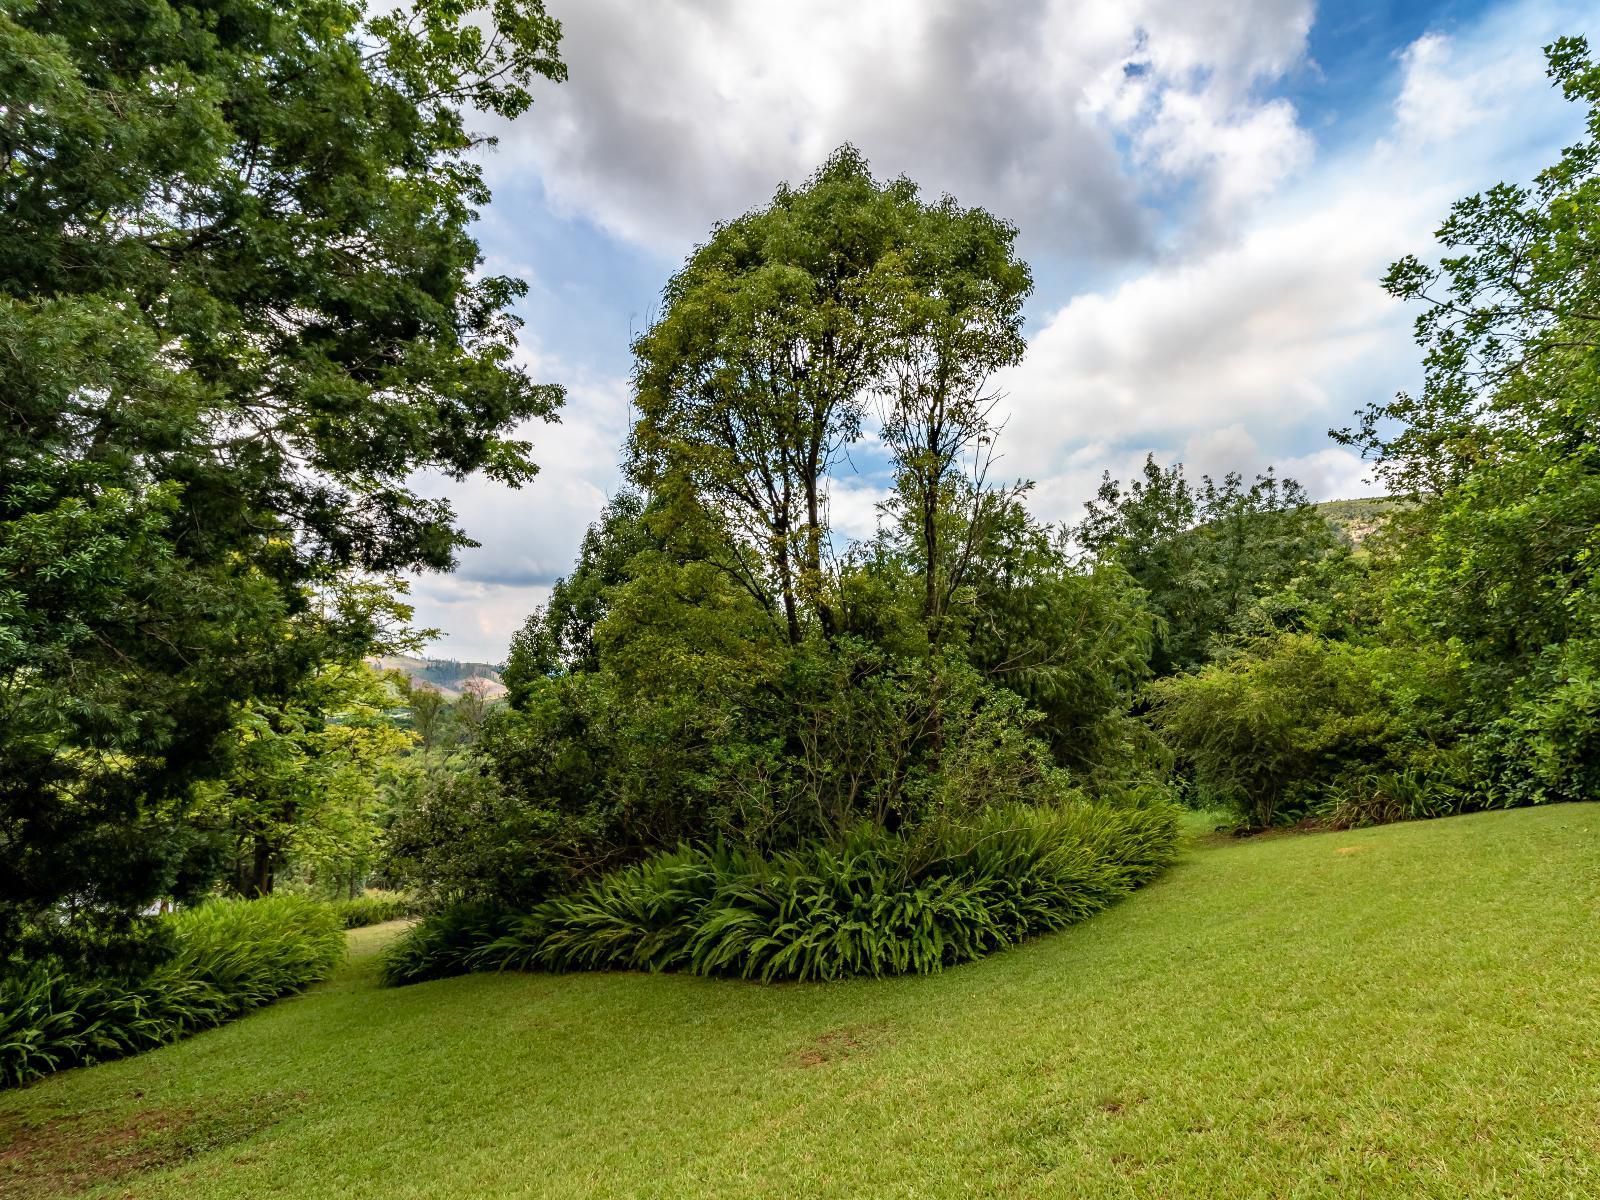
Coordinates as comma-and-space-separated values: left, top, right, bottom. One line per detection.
410, 0, 1592, 662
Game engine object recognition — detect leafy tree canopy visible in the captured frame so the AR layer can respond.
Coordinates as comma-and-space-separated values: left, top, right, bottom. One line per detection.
0, 0, 565, 955
1076, 455, 1337, 675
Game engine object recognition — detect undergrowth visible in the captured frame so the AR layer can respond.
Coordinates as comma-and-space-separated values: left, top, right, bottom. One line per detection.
382, 801, 1178, 986
0, 896, 344, 1089
328, 891, 418, 929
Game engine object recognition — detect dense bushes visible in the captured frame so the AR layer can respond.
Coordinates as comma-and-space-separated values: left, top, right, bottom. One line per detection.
1, 896, 343, 1089
329, 891, 418, 929
382, 800, 1177, 986
1148, 633, 1467, 829
377, 901, 518, 988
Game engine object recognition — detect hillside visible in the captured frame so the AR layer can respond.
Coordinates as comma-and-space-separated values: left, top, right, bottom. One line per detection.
5, 804, 1596, 1199
367, 655, 507, 701
1315, 496, 1405, 547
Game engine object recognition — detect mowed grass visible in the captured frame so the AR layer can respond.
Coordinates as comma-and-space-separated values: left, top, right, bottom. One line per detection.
3, 805, 1598, 1199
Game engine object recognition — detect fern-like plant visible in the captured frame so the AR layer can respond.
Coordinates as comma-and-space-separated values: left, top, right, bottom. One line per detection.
383, 801, 1179, 987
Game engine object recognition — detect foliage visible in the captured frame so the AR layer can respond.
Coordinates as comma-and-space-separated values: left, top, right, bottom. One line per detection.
503, 489, 659, 698
1332, 35, 1600, 809
328, 891, 419, 930
377, 900, 514, 988
382, 800, 1177, 986
1077, 455, 1337, 674
0, 0, 566, 957
0, 896, 343, 1089
380, 745, 578, 911
195, 664, 416, 899
1148, 634, 1460, 829
960, 496, 1161, 779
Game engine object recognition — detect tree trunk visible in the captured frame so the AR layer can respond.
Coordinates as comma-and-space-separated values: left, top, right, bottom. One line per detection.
775, 522, 801, 644
248, 834, 275, 897
802, 464, 836, 639
922, 476, 938, 627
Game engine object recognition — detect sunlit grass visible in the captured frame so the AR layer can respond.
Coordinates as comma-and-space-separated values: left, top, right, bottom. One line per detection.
4, 804, 1597, 1199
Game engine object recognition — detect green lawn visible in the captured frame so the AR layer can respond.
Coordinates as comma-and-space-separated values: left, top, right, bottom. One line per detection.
4, 805, 1598, 1199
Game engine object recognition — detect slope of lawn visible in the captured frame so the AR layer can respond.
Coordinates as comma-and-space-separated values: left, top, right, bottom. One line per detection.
3, 804, 1597, 1199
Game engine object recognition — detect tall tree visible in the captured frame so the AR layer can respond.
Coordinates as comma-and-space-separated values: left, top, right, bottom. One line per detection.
877, 197, 1032, 637
0, 0, 565, 957
630, 148, 1034, 646
629, 147, 923, 642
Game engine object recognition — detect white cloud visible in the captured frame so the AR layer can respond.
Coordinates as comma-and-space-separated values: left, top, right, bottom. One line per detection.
993, 12, 1580, 527
825, 479, 895, 542
405, 345, 632, 660
995, 185, 1411, 487
1387, 29, 1562, 151
487, 0, 1317, 258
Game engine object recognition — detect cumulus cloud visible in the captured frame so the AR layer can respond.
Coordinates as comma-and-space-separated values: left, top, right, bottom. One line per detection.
992, 12, 1580, 527
485, 0, 1317, 259
994, 183, 1412, 488
825, 479, 895, 542
404, 344, 632, 660
1388, 29, 1566, 150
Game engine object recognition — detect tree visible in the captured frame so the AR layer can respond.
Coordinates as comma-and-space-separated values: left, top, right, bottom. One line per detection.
0, 0, 566, 957
200, 664, 414, 898
630, 148, 1037, 648
1147, 634, 1401, 828
630, 147, 928, 642
876, 198, 1032, 636
1337, 35, 1600, 804
477, 152, 1174, 914
1076, 456, 1336, 674
964, 496, 1159, 777
503, 489, 659, 701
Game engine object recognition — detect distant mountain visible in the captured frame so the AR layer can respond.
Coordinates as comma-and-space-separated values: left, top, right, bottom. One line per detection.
368, 655, 508, 701
1315, 497, 1404, 548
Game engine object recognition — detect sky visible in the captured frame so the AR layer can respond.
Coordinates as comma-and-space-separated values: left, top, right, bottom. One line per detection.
408, 0, 1593, 663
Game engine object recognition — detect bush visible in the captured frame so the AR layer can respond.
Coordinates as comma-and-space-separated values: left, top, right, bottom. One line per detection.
377, 900, 516, 987
381, 746, 581, 912
1, 895, 343, 1089
329, 891, 418, 929
1315, 757, 1468, 830
1148, 634, 1416, 829
381, 800, 1177, 986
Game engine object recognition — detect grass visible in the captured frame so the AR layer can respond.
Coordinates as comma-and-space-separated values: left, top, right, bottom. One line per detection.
3, 804, 1597, 1198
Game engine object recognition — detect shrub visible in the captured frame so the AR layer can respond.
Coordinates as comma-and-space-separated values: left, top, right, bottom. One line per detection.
381, 746, 580, 912
377, 900, 517, 988
381, 800, 1178, 987
1148, 634, 1408, 828
1315, 757, 1468, 830
0, 895, 343, 1089
329, 891, 418, 929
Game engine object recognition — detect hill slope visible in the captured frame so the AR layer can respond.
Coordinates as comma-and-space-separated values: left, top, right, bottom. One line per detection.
4, 805, 1597, 1199
1315, 495, 1404, 547
367, 655, 507, 701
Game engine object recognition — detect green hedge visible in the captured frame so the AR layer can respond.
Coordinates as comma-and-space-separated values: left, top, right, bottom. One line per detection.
329, 890, 419, 929
382, 801, 1177, 987
1, 895, 344, 1089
